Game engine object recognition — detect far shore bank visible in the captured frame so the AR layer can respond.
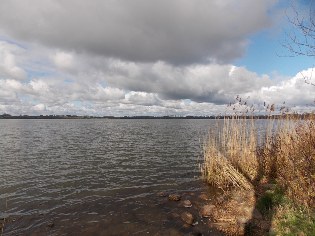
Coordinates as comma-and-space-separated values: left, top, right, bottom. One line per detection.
1, 113, 314, 120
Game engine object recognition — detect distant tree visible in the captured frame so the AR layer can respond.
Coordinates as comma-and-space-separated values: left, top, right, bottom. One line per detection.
0, 113, 12, 118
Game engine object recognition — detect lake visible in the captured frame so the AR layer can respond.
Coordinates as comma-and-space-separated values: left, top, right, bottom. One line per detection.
0, 119, 224, 235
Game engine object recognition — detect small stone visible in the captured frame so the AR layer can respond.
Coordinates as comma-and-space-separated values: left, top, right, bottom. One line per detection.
181, 212, 194, 225
157, 192, 167, 197
183, 200, 192, 208
168, 194, 181, 201
192, 221, 199, 226
200, 204, 215, 218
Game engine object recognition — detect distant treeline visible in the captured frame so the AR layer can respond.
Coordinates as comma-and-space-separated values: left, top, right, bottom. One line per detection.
0, 113, 314, 120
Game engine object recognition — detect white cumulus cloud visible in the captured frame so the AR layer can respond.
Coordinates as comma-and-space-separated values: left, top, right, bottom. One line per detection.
0, 41, 26, 80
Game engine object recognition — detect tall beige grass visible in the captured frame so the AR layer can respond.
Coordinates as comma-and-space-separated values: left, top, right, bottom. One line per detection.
201, 114, 315, 208
275, 117, 315, 207
201, 117, 258, 190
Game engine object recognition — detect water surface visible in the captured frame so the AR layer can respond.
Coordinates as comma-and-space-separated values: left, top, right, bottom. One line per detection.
0, 119, 221, 235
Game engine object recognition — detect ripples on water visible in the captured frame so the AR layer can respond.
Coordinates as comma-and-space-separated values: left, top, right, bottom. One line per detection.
1, 119, 226, 235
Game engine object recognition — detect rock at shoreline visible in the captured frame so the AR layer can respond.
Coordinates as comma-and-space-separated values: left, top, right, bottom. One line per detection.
168, 194, 181, 201
181, 212, 194, 225
183, 200, 192, 208
200, 204, 215, 218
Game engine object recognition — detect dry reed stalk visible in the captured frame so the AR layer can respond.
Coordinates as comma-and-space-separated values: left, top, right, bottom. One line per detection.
201, 117, 258, 190
202, 141, 253, 190
275, 118, 315, 208
224, 117, 258, 182
258, 117, 277, 180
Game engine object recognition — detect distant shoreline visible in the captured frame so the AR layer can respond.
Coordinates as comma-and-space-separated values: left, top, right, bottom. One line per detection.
0, 114, 313, 120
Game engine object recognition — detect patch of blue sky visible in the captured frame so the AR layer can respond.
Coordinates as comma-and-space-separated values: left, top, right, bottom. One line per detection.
236, 0, 314, 77
300, 0, 313, 6
99, 80, 107, 87
79, 101, 93, 109
72, 100, 82, 107
236, 29, 314, 77
25, 65, 75, 84
25, 70, 55, 80
19, 95, 39, 106
64, 79, 74, 84
22, 57, 60, 81
183, 99, 192, 105
19, 95, 30, 103
0, 35, 27, 50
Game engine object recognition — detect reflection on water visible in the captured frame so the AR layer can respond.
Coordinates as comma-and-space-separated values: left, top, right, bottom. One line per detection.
0, 119, 226, 235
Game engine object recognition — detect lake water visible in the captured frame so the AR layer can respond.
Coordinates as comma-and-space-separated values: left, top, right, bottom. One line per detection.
0, 119, 226, 235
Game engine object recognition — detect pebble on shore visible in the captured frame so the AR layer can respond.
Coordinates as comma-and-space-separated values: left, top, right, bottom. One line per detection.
181, 212, 194, 225
168, 194, 181, 201
183, 200, 192, 208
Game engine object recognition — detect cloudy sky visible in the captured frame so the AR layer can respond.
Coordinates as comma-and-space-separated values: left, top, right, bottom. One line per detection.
0, 0, 314, 116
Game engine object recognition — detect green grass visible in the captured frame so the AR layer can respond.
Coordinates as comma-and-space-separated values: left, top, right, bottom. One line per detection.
272, 205, 315, 236
256, 187, 286, 215
255, 186, 315, 235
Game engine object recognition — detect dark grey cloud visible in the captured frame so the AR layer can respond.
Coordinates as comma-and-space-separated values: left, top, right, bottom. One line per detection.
100, 61, 272, 104
0, 0, 276, 64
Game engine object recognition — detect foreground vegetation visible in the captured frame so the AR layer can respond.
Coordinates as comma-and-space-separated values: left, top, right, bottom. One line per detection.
201, 115, 315, 235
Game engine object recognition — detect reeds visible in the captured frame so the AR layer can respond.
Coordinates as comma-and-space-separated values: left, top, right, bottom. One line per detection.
201, 117, 258, 190
275, 117, 315, 208
201, 114, 315, 208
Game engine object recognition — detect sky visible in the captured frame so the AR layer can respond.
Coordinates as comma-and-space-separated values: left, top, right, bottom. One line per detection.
0, 0, 314, 116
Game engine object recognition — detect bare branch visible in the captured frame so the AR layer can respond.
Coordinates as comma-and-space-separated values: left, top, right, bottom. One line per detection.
283, 1, 315, 88
283, 1, 315, 58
